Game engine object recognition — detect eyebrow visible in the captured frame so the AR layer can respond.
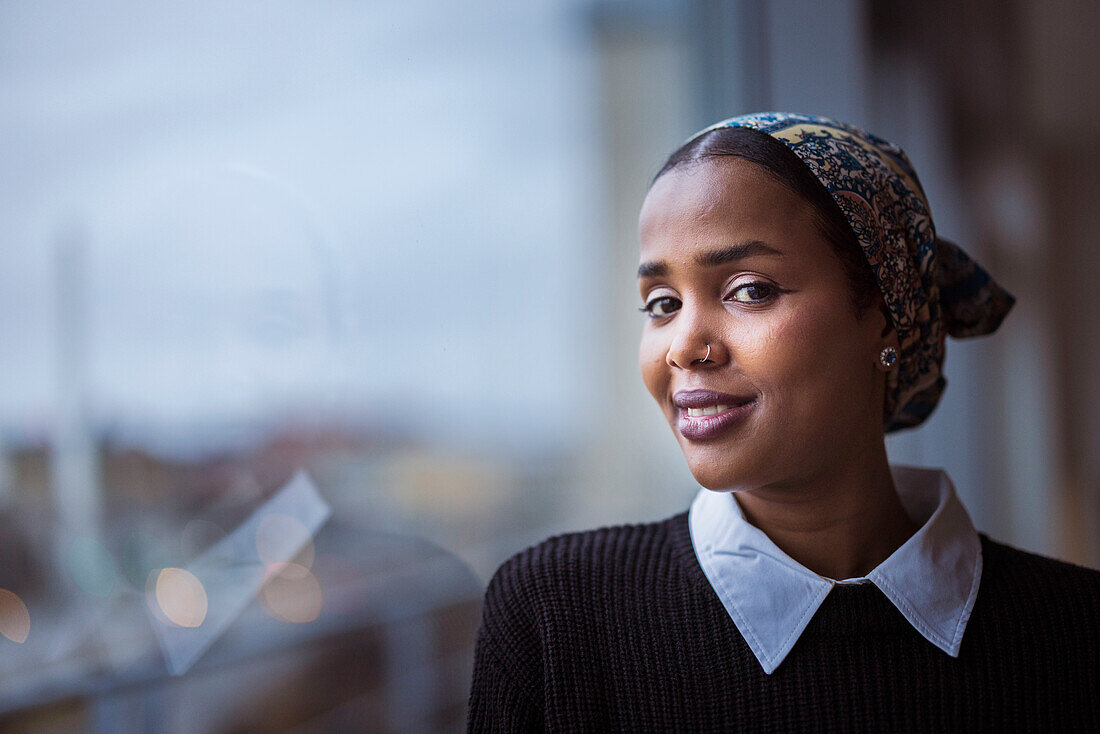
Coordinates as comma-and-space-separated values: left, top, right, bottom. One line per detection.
636, 240, 783, 278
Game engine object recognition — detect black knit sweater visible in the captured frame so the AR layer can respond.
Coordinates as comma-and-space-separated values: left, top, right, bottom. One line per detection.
467, 510, 1100, 732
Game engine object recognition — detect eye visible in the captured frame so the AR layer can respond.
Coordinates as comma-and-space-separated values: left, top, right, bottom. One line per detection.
640, 294, 681, 318
727, 281, 779, 304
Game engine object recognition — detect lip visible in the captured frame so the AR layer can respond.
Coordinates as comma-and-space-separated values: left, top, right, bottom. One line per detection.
673, 389, 755, 409
673, 389, 757, 441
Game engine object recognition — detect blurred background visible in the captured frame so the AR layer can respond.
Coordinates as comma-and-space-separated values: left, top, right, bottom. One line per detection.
1, 0, 1097, 731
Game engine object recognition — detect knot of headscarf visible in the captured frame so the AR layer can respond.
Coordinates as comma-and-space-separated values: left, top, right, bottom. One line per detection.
687, 112, 1015, 431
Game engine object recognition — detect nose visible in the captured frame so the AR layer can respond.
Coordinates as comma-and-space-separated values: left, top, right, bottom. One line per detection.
665, 305, 722, 369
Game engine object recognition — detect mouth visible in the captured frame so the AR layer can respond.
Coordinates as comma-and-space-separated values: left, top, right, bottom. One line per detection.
673, 389, 757, 441
684, 404, 737, 417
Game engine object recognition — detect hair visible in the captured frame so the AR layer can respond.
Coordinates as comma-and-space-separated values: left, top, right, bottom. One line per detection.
653, 126, 880, 315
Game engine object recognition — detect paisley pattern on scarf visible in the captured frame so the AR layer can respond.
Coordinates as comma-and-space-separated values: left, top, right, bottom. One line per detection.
686, 113, 1015, 431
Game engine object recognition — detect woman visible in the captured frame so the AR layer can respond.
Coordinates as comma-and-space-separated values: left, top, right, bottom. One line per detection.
467, 113, 1100, 731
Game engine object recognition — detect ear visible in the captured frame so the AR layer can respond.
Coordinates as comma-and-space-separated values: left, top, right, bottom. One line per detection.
862, 297, 899, 372
878, 301, 898, 348
874, 301, 901, 371
858, 296, 895, 341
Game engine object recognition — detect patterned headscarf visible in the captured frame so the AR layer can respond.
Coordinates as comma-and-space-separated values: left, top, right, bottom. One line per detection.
686, 112, 1015, 431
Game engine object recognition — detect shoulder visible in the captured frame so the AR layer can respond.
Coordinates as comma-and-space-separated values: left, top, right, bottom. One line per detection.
980, 534, 1100, 581
482, 511, 689, 613
473, 512, 689, 681
977, 534, 1100, 614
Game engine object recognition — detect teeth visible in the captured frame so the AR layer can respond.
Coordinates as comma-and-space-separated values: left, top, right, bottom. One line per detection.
687, 404, 731, 417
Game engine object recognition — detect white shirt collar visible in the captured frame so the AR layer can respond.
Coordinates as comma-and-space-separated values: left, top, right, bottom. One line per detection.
688, 464, 983, 674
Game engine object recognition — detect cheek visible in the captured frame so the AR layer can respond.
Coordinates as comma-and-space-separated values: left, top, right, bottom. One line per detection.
738, 305, 863, 405
638, 333, 669, 403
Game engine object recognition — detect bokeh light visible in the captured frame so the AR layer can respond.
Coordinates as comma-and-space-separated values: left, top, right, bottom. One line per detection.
259, 562, 322, 624
65, 536, 118, 597
153, 568, 208, 628
255, 513, 314, 570
0, 589, 30, 644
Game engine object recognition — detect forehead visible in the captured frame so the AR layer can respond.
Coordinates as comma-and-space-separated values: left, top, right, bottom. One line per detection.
638, 157, 822, 261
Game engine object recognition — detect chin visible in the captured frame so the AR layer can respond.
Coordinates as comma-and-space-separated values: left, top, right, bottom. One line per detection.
674, 419, 800, 492
667, 404, 780, 491
689, 470, 751, 492
681, 446, 762, 492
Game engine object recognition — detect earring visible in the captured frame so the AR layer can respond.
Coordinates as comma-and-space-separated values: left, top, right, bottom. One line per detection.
879, 347, 898, 369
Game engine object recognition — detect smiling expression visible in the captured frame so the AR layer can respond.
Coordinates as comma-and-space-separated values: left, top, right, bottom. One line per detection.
637, 157, 894, 492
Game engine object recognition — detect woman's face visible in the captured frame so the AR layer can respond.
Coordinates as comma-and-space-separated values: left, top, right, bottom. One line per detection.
637, 157, 892, 492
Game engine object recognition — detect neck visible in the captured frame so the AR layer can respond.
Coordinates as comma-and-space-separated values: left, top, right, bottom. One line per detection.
733, 444, 918, 580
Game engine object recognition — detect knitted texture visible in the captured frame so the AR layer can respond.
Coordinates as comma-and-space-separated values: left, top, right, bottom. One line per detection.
467, 512, 1100, 732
